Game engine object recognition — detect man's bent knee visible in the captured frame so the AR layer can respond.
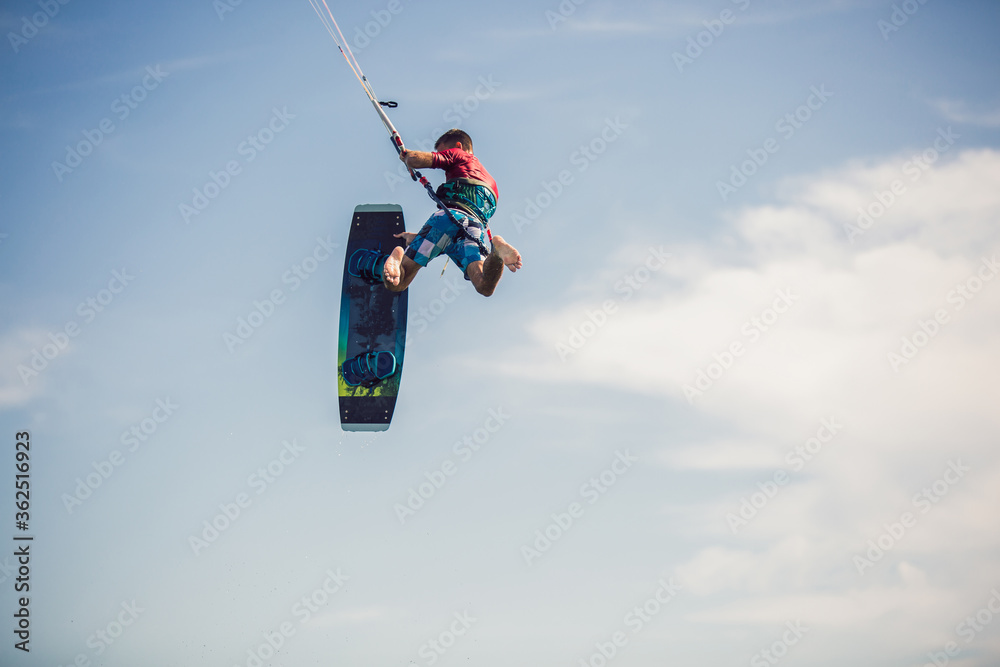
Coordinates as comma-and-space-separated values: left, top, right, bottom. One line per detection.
474, 281, 495, 297
465, 262, 493, 297
469, 272, 496, 297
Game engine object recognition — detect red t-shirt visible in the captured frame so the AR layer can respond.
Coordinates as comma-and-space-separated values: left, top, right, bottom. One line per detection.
431, 148, 499, 199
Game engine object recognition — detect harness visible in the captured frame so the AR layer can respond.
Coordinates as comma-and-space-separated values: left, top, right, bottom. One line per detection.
435, 178, 495, 258
436, 178, 497, 223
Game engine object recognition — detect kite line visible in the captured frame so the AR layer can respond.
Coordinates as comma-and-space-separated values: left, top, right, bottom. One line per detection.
308, 1, 492, 259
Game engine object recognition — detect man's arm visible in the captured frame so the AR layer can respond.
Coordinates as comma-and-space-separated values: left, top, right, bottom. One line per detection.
393, 231, 417, 246
399, 149, 435, 169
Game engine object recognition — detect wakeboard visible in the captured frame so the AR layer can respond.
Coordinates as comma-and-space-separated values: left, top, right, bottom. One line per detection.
337, 204, 408, 431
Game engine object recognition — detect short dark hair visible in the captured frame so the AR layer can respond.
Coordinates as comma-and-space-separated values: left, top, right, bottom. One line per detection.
434, 129, 473, 153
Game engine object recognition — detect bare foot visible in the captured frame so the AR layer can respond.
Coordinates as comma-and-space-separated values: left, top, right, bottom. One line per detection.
383, 246, 405, 286
491, 235, 522, 272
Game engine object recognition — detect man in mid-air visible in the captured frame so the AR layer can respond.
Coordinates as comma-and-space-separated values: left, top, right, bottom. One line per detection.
341, 129, 523, 388
359, 129, 522, 296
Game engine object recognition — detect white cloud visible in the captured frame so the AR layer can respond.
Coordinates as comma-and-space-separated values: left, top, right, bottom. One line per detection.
932, 99, 1000, 128
305, 605, 391, 627
583, 0, 882, 34
493, 148, 1000, 644
512, 0, 883, 40
0, 328, 63, 407
12, 52, 251, 98
504, 149, 1000, 431
659, 439, 785, 471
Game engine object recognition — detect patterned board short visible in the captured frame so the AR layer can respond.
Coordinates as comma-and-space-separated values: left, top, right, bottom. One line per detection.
404, 209, 490, 274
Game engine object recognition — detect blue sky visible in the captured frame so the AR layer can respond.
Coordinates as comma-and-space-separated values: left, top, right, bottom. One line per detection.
2, 1, 1000, 665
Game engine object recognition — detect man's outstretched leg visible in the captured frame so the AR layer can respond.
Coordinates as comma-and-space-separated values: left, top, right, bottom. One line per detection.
467, 235, 522, 297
